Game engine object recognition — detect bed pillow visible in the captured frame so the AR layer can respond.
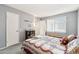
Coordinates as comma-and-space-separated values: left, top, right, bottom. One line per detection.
67, 39, 78, 53
67, 34, 77, 42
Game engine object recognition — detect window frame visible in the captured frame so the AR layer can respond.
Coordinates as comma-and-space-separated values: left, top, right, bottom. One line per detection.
46, 16, 67, 33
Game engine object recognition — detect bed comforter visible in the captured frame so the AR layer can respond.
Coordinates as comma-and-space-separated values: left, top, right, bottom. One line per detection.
22, 36, 66, 54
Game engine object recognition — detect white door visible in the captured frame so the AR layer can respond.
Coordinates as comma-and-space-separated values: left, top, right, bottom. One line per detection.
6, 12, 19, 47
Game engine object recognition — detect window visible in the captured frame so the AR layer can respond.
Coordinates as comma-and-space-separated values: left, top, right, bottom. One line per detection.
47, 16, 66, 33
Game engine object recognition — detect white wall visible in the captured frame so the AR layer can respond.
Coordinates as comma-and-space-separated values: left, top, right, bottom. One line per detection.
34, 18, 40, 35
0, 8, 6, 48
78, 9, 79, 35
34, 17, 46, 36
39, 20, 46, 36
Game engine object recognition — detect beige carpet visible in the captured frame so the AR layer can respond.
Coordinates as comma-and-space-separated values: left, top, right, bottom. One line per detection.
0, 43, 25, 54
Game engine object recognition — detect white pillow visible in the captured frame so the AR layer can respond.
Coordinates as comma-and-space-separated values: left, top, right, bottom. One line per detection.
67, 34, 76, 42
67, 39, 79, 52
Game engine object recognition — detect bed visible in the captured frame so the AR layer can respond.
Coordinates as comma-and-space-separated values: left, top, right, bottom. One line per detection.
21, 35, 79, 54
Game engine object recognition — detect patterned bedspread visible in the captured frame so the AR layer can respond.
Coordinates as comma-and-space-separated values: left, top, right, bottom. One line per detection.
22, 35, 79, 54
22, 36, 66, 54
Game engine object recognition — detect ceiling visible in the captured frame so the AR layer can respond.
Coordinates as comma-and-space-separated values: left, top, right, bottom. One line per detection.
6, 4, 79, 17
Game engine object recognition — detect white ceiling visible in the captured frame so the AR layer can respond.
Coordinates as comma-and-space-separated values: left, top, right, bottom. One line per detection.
6, 4, 79, 17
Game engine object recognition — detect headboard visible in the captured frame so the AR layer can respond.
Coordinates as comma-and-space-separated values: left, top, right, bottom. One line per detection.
46, 32, 66, 38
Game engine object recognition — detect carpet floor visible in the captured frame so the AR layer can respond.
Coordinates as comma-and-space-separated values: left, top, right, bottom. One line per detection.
0, 43, 25, 54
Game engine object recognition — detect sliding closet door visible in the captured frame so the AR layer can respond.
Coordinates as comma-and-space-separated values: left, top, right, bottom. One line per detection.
6, 12, 19, 47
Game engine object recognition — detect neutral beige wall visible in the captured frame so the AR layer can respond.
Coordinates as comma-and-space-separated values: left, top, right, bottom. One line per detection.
39, 20, 46, 36
34, 17, 46, 36
34, 18, 40, 35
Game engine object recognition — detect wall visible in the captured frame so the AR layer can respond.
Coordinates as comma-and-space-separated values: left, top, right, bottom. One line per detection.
65, 11, 78, 35
78, 9, 79, 35
34, 17, 40, 35
0, 8, 6, 48
39, 20, 46, 36
0, 5, 34, 48
36, 11, 78, 36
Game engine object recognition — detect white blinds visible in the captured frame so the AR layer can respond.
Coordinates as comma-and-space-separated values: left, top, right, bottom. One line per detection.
47, 16, 66, 33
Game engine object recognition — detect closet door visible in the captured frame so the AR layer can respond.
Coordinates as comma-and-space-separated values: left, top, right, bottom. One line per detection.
6, 12, 19, 47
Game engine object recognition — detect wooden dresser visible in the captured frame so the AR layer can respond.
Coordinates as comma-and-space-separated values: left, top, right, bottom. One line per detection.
25, 30, 35, 39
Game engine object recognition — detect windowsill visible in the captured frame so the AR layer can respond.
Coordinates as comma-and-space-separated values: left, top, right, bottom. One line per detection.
45, 32, 66, 38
